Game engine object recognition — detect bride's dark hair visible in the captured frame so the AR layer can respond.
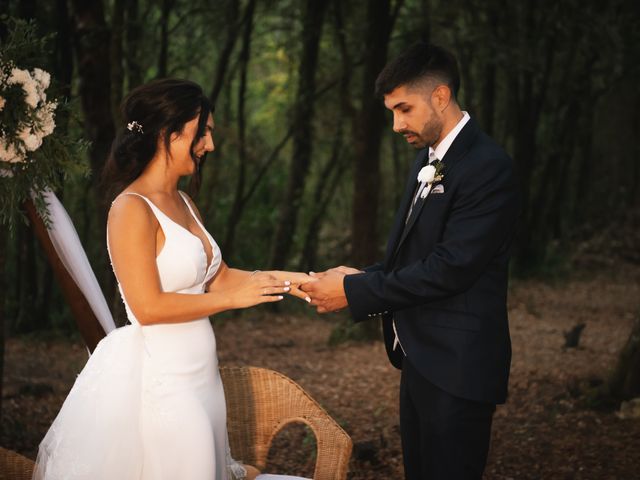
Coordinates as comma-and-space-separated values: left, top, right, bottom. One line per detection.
102, 78, 213, 201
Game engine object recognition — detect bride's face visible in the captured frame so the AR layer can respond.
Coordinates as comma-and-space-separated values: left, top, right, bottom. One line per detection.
168, 113, 215, 175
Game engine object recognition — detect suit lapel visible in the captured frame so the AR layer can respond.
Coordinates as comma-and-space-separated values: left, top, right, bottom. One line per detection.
389, 117, 481, 263
383, 149, 429, 270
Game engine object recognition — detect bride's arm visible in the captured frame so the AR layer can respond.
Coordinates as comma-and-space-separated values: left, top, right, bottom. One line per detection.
108, 195, 288, 325
181, 192, 314, 302
207, 264, 313, 302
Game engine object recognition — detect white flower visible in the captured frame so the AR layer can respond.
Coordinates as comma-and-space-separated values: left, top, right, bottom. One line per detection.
0, 96, 5, 111
35, 101, 57, 136
7, 67, 40, 108
33, 68, 51, 89
25, 133, 42, 151
0, 137, 25, 163
32, 68, 51, 103
18, 126, 42, 151
417, 165, 436, 184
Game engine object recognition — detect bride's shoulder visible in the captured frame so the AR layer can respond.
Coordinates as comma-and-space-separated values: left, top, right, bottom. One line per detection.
108, 192, 157, 231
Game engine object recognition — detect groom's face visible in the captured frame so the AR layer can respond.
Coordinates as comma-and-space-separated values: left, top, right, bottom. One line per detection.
384, 84, 443, 149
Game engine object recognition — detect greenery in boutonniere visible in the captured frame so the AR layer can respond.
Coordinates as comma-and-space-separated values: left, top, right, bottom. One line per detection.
0, 16, 88, 230
432, 159, 445, 183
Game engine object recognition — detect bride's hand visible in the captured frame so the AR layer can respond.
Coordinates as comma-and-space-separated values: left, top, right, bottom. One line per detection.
266, 270, 317, 303
227, 271, 289, 309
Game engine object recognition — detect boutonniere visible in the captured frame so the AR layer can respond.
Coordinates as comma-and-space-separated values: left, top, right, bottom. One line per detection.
417, 159, 445, 198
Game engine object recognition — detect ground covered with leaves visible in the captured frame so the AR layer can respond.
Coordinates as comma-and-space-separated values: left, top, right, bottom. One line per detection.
2, 263, 639, 479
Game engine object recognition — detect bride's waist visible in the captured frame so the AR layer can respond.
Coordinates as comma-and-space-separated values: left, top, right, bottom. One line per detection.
139, 316, 211, 331
140, 318, 216, 360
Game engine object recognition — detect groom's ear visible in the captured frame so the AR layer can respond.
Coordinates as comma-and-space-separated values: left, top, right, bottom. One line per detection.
431, 84, 452, 112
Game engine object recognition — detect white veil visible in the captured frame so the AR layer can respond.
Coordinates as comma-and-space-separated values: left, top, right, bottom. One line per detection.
38, 189, 116, 334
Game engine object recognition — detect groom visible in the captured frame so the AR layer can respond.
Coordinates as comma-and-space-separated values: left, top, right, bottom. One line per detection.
302, 43, 519, 479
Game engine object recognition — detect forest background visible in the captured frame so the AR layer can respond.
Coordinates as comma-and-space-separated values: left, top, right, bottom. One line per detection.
0, 0, 639, 477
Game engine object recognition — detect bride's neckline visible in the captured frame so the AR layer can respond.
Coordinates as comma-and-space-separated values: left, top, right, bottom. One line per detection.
122, 191, 215, 272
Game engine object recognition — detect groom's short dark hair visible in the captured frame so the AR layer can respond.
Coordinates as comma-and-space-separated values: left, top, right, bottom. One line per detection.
375, 42, 461, 101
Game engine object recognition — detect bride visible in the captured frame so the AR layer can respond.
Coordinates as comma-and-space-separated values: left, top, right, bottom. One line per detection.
33, 78, 313, 480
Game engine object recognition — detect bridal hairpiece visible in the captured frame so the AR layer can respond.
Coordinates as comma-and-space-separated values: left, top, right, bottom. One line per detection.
126, 121, 144, 134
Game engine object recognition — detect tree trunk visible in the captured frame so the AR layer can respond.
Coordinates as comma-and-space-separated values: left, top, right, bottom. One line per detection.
222, 0, 256, 260
0, 0, 8, 39
0, 231, 5, 422
350, 0, 402, 268
157, 0, 175, 78
71, 0, 115, 288
18, 0, 36, 19
55, 0, 73, 102
298, 135, 347, 272
209, 0, 241, 106
110, 0, 126, 125
269, 0, 328, 270
17, 223, 38, 332
125, 0, 143, 88
71, 0, 115, 192
608, 316, 640, 400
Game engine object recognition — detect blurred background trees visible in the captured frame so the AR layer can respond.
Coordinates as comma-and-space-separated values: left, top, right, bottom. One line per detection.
1, 0, 638, 337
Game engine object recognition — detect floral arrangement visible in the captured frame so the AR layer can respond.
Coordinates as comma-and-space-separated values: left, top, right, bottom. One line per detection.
0, 66, 57, 163
0, 17, 87, 229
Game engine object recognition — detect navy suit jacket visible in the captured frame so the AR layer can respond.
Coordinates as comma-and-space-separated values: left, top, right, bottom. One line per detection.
343, 117, 519, 404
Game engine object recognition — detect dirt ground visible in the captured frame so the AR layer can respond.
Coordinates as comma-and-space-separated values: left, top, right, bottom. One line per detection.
2, 263, 639, 479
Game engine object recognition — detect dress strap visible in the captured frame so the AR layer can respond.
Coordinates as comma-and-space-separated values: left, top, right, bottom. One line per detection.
177, 191, 202, 226
113, 192, 170, 228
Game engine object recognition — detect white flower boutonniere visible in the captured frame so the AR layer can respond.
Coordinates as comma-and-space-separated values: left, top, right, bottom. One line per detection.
417, 159, 445, 198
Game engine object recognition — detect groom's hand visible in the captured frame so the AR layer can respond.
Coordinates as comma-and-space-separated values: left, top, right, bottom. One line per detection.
301, 270, 349, 313
326, 265, 363, 276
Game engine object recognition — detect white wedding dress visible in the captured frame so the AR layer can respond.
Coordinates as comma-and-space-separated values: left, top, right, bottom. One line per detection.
33, 192, 307, 480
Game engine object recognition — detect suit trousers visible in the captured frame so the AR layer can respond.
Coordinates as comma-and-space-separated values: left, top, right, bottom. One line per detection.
400, 357, 496, 480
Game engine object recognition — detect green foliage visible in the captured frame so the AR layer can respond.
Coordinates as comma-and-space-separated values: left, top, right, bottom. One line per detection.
0, 17, 89, 231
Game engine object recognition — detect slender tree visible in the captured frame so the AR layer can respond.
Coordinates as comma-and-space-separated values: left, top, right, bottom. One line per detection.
209, 0, 241, 106
223, 0, 257, 259
70, 0, 115, 201
125, 0, 143, 88
110, 0, 126, 125
157, 0, 176, 78
350, 0, 404, 268
269, 0, 329, 270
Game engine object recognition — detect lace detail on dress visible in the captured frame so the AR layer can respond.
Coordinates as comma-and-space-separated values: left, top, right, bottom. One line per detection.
226, 434, 247, 479
33, 325, 145, 480
227, 462, 248, 480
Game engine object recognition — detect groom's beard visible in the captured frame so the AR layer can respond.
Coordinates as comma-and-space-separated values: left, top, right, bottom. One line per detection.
399, 117, 443, 149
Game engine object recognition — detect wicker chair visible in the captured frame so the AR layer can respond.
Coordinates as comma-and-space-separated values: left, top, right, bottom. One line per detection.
0, 447, 35, 480
0, 367, 352, 480
220, 366, 352, 480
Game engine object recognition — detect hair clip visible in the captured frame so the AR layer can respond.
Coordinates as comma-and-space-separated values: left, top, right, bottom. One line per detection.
126, 121, 144, 133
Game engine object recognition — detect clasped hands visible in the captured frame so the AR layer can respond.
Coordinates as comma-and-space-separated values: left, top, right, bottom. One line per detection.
300, 266, 362, 314
267, 266, 361, 313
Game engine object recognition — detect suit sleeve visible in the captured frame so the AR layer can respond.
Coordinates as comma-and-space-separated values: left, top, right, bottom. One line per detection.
363, 263, 383, 273
344, 152, 520, 321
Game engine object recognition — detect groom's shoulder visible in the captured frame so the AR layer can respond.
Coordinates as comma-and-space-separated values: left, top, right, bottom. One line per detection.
468, 131, 512, 170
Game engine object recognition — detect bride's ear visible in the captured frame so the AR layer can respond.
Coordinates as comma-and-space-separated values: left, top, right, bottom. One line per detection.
169, 128, 182, 142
